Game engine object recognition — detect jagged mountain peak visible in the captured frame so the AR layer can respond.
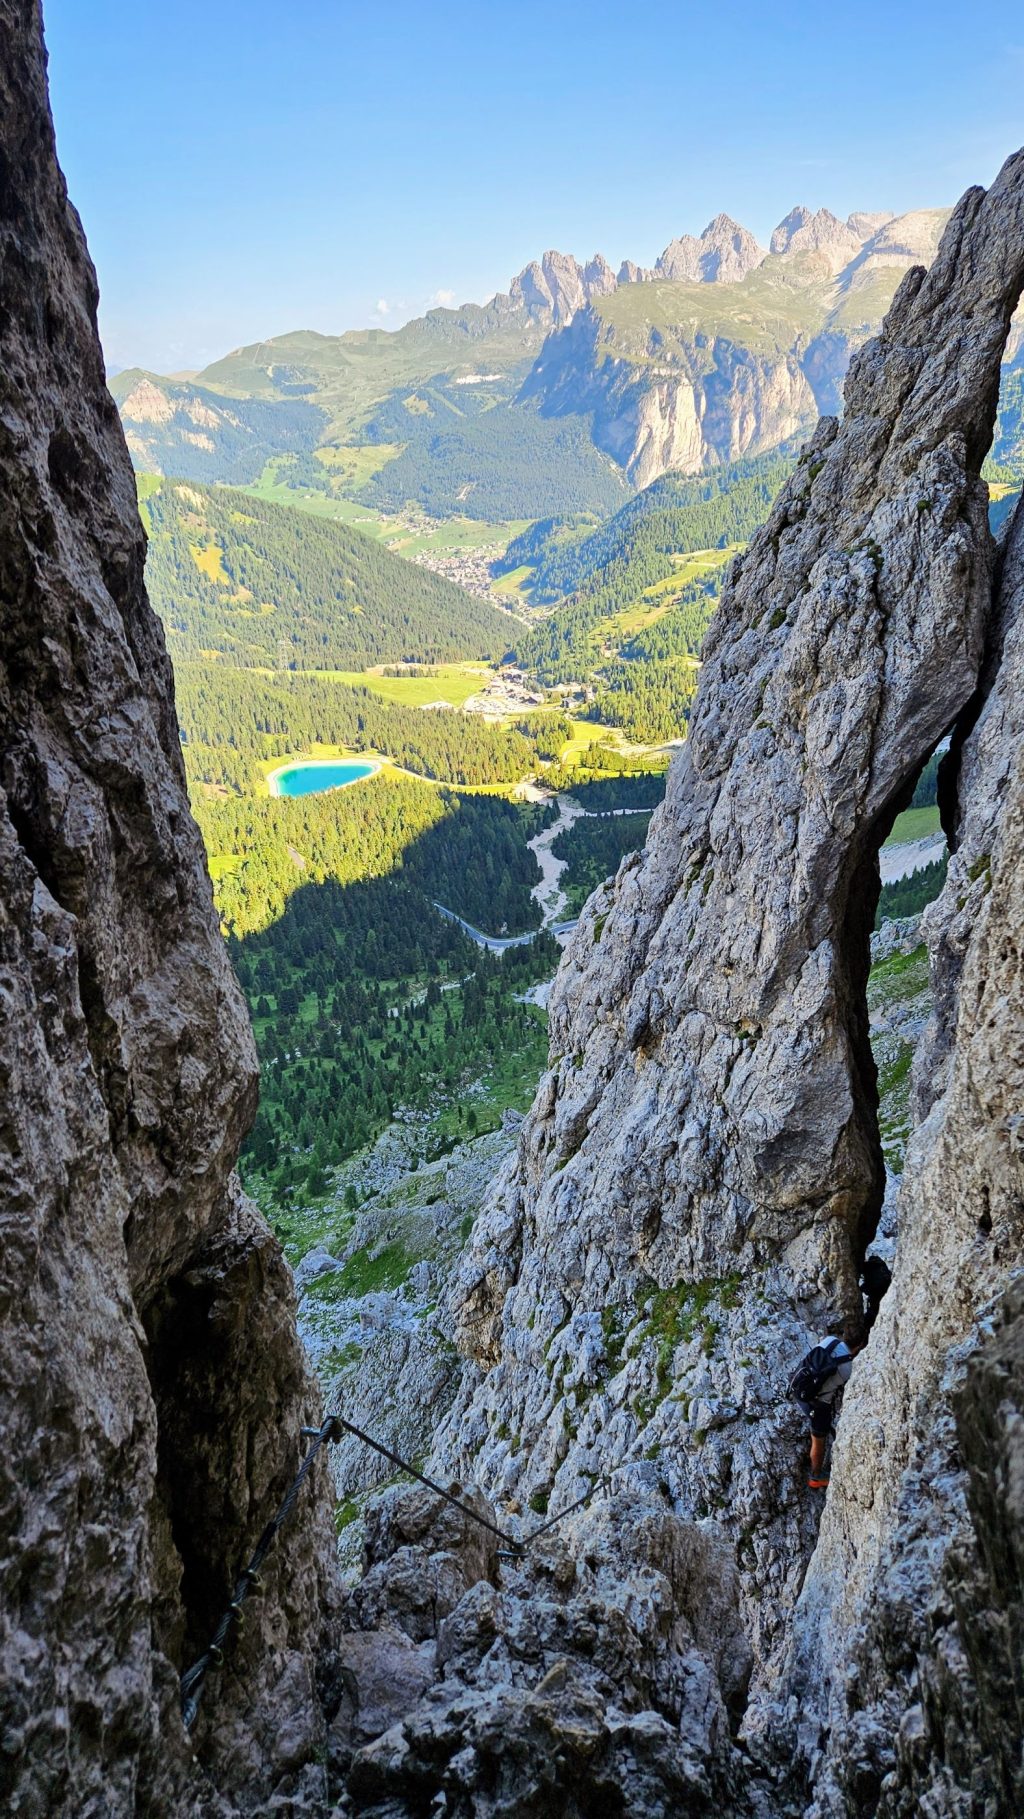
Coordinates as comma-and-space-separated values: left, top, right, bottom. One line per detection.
770, 203, 864, 268
617, 256, 653, 285
509, 247, 616, 324
656, 212, 765, 284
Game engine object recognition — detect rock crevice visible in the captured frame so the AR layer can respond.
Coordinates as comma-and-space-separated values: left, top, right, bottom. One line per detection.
433, 150, 1024, 1714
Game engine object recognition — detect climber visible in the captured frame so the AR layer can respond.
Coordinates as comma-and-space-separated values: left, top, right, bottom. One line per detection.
860, 1253, 892, 1332
788, 1321, 865, 1490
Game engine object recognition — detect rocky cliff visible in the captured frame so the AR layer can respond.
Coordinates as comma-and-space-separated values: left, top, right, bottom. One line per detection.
784, 474, 1024, 1816
423, 147, 1024, 1798
521, 207, 958, 487
0, 5, 338, 1812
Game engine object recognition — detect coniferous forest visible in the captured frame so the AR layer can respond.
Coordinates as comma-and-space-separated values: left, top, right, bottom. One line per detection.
142, 420, 956, 1216
144, 477, 516, 667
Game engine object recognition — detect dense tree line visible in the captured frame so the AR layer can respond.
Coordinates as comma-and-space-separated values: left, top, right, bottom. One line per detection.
566, 772, 668, 812
911, 750, 941, 809
875, 857, 947, 927
360, 392, 631, 522
402, 794, 555, 934
620, 578, 720, 662
176, 663, 560, 792
591, 657, 701, 744
192, 772, 552, 940
143, 478, 514, 668
503, 445, 796, 604
510, 455, 784, 686
233, 871, 560, 1191
992, 354, 1024, 476
551, 812, 653, 914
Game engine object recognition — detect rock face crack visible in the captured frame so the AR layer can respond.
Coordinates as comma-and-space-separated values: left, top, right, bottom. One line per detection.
432, 150, 1024, 1702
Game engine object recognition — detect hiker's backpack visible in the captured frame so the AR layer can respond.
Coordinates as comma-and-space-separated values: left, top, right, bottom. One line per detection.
788, 1337, 844, 1405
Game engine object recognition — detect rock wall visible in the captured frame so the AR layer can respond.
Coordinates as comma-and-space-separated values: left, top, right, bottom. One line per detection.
783, 489, 1024, 1815
0, 5, 338, 1811
521, 306, 826, 487
435, 149, 1024, 1713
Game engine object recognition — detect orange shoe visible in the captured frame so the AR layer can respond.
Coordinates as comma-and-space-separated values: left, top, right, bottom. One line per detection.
807, 1477, 830, 1489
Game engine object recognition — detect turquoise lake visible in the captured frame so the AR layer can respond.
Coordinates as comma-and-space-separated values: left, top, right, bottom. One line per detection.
270, 759, 378, 798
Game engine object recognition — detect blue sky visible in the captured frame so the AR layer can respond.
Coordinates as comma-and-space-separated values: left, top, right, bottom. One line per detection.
44, 0, 1024, 375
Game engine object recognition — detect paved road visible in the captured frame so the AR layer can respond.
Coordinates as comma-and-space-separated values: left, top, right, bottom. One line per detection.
432, 902, 578, 952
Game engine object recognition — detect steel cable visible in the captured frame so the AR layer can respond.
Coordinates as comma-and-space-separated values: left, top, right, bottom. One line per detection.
179, 1411, 611, 1729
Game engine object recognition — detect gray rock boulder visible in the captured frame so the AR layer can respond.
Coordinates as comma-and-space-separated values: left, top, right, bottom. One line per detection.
330, 1485, 753, 1816
294, 1244, 342, 1291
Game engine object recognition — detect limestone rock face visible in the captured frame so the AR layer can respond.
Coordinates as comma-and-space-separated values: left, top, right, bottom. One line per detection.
617, 256, 654, 284
656, 212, 766, 284
523, 306, 823, 485
509, 249, 616, 325
435, 153, 1024, 1700
782, 490, 1024, 1814
769, 206, 863, 269
0, 5, 337, 1811
521, 204, 966, 488
331, 1485, 753, 1816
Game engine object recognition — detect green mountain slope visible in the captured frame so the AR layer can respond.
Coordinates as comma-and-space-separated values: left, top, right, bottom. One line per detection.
359, 385, 632, 521
141, 477, 516, 668
512, 447, 797, 685
196, 310, 545, 441
110, 368, 327, 484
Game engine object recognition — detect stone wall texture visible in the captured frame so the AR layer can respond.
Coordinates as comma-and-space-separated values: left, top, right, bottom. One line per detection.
0, 5, 338, 1812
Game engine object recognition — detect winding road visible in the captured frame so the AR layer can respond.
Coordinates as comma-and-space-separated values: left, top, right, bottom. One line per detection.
432, 901, 577, 952
432, 791, 659, 953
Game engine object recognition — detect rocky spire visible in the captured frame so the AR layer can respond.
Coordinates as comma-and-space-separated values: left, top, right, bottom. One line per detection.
509, 248, 616, 324
770, 203, 864, 267
655, 212, 765, 283
435, 149, 1024, 1695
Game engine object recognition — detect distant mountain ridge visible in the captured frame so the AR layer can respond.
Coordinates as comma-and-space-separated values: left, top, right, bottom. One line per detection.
182, 199, 951, 405
111, 198, 1024, 504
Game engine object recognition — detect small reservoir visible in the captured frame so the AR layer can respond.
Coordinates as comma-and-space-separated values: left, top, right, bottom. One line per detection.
269, 759, 379, 798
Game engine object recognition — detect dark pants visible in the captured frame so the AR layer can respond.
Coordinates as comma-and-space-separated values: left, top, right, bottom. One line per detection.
801, 1399, 833, 1438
